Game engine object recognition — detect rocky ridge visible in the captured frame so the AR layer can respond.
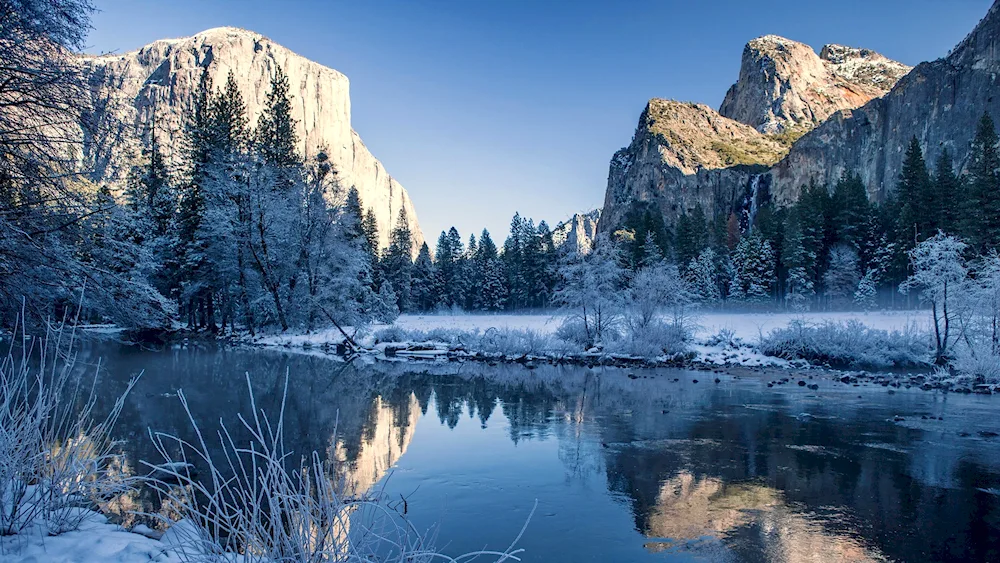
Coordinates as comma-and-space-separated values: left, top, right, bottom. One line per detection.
79, 27, 423, 251
553, 209, 601, 254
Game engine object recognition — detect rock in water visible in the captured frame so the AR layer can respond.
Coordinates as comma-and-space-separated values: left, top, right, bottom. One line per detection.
78, 27, 423, 252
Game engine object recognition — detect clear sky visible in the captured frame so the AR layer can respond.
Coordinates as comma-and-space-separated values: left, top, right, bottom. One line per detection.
87, 0, 993, 244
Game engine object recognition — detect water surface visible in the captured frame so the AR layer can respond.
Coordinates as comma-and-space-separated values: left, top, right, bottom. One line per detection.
82, 343, 1000, 562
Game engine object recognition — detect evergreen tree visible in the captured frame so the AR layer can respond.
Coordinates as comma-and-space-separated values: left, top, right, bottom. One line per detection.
832, 170, 870, 248
640, 232, 664, 268
479, 258, 508, 311
503, 213, 527, 309
176, 69, 214, 328
410, 242, 439, 312
384, 207, 414, 311
897, 137, 933, 245
686, 248, 720, 304
255, 65, 299, 169
932, 149, 962, 235
730, 233, 775, 302
964, 113, 1000, 252
675, 204, 710, 267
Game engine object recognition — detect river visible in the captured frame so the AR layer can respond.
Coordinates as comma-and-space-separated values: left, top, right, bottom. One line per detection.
79, 342, 1000, 562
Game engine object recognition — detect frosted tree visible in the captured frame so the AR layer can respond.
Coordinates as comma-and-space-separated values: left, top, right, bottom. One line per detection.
373, 282, 399, 324
409, 243, 439, 312
479, 258, 508, 312
686, 248, 720, 305
783, 215, 815, 309
383, 208, 414, 311
900, 232, 968, 363
730, 233, 775, 303
628, 262, 694, 330
554, 235, 626, 349
955, 251, 1000, 377
823, 245, 861, 303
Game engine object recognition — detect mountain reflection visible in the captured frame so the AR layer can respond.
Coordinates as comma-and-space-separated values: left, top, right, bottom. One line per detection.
85, 344, 1000, 562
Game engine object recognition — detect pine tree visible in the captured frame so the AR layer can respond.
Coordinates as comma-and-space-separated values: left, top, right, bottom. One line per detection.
384, 208, 414, 311
176, 69, 215, 329
444, 227, 467, 308
256, 65, 299, 169
640, 231, 664, 268
782, 210, 815, 309
897, 137, 933, 245
686, 248, 720, 304
730, 233, 775, 302
480, 258, 508, 311
932, 149, 962, 235
832, 170, 870, 248
964, 113, 1000, 252
503, 213, 527, 309
410, 242, 439, 312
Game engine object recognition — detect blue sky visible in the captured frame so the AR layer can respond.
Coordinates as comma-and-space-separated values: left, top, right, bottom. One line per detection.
88, 0, 992, 243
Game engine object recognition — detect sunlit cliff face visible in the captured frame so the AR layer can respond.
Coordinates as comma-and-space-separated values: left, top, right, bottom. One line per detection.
643, 472, 887, 562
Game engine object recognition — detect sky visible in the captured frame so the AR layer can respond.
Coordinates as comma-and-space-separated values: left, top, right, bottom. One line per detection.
87, 0, 993, 244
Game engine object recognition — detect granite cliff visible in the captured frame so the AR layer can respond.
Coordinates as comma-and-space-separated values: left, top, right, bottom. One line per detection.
599, 31, 912, 234
79, 27, 423, 250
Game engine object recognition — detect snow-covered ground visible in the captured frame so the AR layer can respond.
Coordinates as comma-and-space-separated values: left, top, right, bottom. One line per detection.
1, 511, 180, 563
393, 310, 927, 342
252, 310, 931, 368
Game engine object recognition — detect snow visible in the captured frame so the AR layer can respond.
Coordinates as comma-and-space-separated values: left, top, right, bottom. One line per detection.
1, 511, 181, 563
251, 310, 930, 369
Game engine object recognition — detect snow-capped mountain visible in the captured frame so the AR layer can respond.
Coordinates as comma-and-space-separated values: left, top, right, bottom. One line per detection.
79, 27, 423, 251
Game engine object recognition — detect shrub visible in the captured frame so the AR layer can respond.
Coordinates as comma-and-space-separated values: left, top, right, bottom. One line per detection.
759, 320, 931, 368
611, 321, 690, 358
0, 318, 138, 536
373, 325, 409, 344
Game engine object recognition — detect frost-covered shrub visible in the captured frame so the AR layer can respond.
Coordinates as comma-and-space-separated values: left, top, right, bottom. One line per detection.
0, 320, 138, 536
555, 317, 619, 349
475, 328, 567, 356
760, 320, 931, 368
611, 321, 690, 358
373, 325, 409, 344
952, 350, 1000, 383
704, 328, 740, 349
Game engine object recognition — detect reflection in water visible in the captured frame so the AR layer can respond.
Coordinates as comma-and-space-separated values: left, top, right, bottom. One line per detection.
84, 342, 1000, 562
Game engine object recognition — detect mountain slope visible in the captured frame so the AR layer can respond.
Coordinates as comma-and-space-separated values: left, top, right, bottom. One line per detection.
80, 27, 423, 250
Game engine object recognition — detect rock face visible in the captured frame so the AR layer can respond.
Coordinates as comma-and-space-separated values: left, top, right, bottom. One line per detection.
599, 99, 777, 233
772, 1, 1000, 204
600, 30, 912, 235
553, 209, 601, 254
720, 36, 910, 134
79, 27, 423, 251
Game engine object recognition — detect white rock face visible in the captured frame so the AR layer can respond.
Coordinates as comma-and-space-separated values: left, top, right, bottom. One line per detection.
79, 27, 423, 251
719, 35, 910, 134
553, 209, 600, 254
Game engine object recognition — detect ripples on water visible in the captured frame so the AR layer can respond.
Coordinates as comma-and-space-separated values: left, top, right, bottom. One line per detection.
78, 343, 1000, 562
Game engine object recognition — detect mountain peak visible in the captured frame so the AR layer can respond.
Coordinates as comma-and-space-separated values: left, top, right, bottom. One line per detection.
720, 35, 910, 133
